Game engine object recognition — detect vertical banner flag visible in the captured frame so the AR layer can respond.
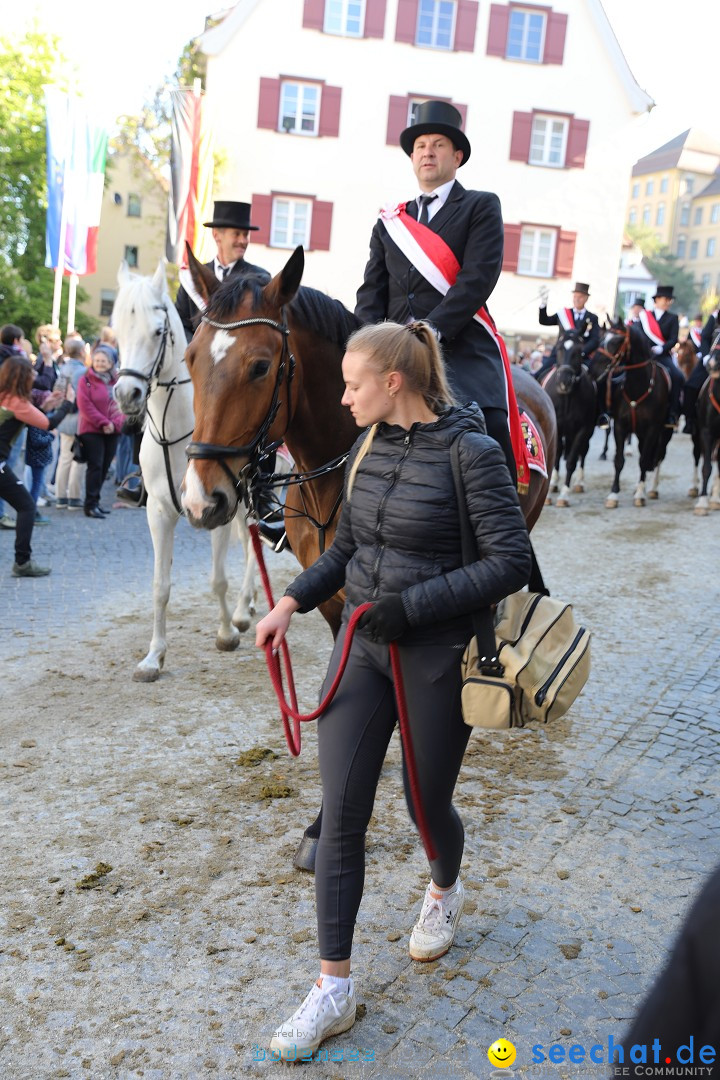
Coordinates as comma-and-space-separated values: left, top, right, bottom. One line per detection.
166, 87, 215, 266
45, 88, 108, 275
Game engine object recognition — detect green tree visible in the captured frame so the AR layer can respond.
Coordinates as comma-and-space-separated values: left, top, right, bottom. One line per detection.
0, 27, 98, 340
627, 224, 700, 315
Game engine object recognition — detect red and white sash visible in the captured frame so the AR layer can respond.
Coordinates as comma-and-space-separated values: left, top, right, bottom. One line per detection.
638, 309, 665, 347
690, 326, 702, 350
379, 203, 530, 493
557, 307, 577, 332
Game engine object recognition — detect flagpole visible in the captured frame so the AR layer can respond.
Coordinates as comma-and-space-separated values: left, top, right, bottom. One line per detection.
51, 94, 74, 329
67, 274, 78, 334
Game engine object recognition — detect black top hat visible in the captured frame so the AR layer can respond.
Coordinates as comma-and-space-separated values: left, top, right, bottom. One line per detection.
653, 285, 674, 300
399, 100, 471, 165
203, 201, 259, 230
573, 282, 590, 295
631, 296, 646, 307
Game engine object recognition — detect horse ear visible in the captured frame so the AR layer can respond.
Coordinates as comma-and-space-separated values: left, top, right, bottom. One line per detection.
118, 260, 131, 287
151, 259, 167, 297
264, 245, 304, 309
187, 242, 219, 304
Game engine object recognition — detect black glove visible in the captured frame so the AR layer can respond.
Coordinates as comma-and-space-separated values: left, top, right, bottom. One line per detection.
357, 594, 408, 644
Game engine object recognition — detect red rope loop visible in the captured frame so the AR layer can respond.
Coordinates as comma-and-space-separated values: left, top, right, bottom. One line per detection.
249, 524, 436, 862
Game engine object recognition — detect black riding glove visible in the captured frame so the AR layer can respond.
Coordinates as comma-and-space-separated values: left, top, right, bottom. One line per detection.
357, 594, 408, 644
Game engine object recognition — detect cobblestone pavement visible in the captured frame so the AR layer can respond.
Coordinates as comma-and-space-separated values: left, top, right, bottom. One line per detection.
1, 430, 719, 1080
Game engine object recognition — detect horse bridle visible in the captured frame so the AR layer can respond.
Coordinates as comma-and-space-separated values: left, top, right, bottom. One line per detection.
185, 314, 296, 497
116, 304, 176, 388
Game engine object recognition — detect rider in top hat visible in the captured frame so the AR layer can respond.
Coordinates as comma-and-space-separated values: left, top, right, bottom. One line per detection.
175, 200, 270, 343
636, 285, 684, 428
626, 296, 646, 325
354, 100, 517, 481
534, 282, 600, 381
700, 307, 719, 358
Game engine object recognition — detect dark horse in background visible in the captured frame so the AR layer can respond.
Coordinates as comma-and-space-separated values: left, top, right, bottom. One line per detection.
180, 244, 556, 870
590, 323, 673, 508
540, 328, 597, 507
689, 334, 720, 515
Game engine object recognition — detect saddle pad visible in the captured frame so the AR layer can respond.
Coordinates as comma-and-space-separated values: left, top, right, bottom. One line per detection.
520, 411, 547, 477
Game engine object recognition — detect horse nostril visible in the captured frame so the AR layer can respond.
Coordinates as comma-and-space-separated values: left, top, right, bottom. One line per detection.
212, 489, 230, 521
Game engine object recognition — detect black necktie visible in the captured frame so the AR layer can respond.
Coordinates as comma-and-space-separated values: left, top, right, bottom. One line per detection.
220, 265, 230, 280
418, 194, 438, 226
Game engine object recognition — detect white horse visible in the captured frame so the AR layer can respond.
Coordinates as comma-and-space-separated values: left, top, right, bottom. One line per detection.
113, 260, 257, 682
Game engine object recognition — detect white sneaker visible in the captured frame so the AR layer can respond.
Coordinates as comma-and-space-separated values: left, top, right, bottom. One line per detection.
269, 977, 356, 1061
409, 879, 465, 961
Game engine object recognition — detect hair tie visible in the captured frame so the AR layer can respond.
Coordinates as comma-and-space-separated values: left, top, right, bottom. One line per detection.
406, 321, 426, 338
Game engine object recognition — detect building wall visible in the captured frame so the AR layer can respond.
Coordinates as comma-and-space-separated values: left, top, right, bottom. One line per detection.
689, 189, 720, 298
81, 150, 167, 322
202, 0, 648, 338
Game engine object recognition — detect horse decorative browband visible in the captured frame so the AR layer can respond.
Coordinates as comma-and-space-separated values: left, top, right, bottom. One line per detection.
185, 314, 296, 494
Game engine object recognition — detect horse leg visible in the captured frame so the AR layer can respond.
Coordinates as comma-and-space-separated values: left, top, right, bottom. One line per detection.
211, 524, 242, 652
231, 516, 257, 632
633, 434, 654, 507
710, 451, 720, 510
556, 435, 579, 507
599, 425, 610, 461
134, 495, 177, 682
688, 435, 701, 498
605, 426, 625, 508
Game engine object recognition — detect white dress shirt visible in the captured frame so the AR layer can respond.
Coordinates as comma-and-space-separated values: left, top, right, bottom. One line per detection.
214, 258, 238, 282
414, 178, 455, 223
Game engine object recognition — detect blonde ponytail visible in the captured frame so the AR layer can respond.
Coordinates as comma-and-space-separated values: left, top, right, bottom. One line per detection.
347, 424, 377, 499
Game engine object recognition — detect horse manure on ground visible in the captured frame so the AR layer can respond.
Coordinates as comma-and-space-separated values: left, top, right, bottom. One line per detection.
235, 748, 278, 767
75, 862, 113, 890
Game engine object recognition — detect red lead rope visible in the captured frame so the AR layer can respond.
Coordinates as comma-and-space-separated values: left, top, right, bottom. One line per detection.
248, 524, 436, 862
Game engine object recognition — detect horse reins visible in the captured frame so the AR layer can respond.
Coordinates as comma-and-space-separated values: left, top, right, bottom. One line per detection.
248, 523, 436, 863
116, 304, 193, 516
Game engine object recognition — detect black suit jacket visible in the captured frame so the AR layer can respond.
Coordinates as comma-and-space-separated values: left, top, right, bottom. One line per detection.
701, 313, 718, 357
354, 181, 506, 410
654, 309, 679, 360
175, 257, 270, 342
538, 307, 601, 360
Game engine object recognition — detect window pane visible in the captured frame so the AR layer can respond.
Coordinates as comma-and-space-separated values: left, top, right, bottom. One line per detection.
325, 0, 364, 35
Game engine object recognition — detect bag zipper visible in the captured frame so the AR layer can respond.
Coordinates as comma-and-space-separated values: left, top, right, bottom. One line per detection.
534, 628, 586, 706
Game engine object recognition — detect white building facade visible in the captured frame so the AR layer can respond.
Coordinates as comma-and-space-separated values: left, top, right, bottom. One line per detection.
200, 0, 652, 338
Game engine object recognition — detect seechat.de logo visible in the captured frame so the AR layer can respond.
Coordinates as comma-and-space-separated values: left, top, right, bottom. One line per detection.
532, 1035, 716, 1072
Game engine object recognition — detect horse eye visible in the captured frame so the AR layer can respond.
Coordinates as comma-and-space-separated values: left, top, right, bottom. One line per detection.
155, 327, 163, 337
250, 360, 271, 380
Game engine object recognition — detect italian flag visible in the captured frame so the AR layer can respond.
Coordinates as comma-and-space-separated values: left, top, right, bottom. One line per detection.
44, 88, 108, 276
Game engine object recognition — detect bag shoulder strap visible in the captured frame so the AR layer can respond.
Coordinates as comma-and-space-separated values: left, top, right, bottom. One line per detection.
450, 436, 502, 672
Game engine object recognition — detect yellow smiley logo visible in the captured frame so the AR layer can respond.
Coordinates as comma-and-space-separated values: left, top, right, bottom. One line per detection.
487, 1039, 517, 1068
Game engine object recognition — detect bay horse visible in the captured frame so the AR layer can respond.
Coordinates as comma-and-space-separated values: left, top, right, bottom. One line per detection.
180, 244, 555, 869
540, 328, 596, 507
112, 260, 260, 681
591, 323, 673, 507
690, 336, 720, 515
676, 339, 698, 381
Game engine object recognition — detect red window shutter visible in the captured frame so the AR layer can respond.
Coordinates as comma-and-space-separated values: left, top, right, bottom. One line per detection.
455, 101, 468, 131
386, 95, 410, 146
486, 4, 509, 56
566, 117, 589, 169
257, 78, 281, 131
364, 0, 387, 37
509, 111, 533, 163
454, 0, 478, 51
252, 195, 273, 246
319, 85, 342, 137
503, 224, 521, 272
303, 0, 326, 30
395, 0, 419, 43
543, 11, 567, 64
309, 200, 333, 251
554, 229, 576, 277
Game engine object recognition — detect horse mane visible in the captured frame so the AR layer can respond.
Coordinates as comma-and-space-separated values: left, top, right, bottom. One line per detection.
628, 323, 651, 359
204, 273, 361, 350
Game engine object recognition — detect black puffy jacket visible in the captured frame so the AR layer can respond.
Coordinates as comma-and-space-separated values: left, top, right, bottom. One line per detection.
285, 403, 532, 645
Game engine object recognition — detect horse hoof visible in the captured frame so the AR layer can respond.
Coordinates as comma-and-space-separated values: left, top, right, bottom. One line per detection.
605, 497, 618, 509
710, 501, 720, 512
648, 490, 658, 500
571, 484, 584, 494
688, 487, 699, 498
556, 497, 569, 508
694, 507, 709, 516
232, 615, 251, 632
545, 496, 553, 506
133, 666, 160, 683
293, 835, 318, 874
634, 498, 646, 507
216, 634, 241, 652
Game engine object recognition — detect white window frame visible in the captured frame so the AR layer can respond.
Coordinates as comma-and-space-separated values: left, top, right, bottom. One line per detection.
628, 208, 637, 225
127, 193, 142, 218
676, 234, 687, 259
645, 179, 654, 196
270, 197, 312, 249
631, 182, 640, 198
323, 0, 365, 36
708, 237, 716, 258
279, 81, 320, 136
660, 176, 668, 193
694, 206, 703, 226
529, 114, 569, 168
711, 203, 720, 224
518, 226, 557, 277
415, 0, 456, 49
642, 205, 651, 226
656, 202, 665, 226
506, 8, 546, 62
689, 239, 699, 260
124, 244, 139, 268
680, 203, 690, 226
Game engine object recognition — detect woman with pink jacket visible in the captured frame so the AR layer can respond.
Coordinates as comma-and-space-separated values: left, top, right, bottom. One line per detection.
77, 344, 124, 519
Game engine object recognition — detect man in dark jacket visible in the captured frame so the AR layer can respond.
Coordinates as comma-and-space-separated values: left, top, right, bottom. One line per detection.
637, 286, 684, 428
700, 308, 718, 357
175, 200, 270, 343
354, 100, 515, 479
535, 282, 600, 379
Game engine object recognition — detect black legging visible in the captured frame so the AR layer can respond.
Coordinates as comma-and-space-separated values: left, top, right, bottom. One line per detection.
80, 431, 119, 509
0, 462, 36, 565
315, 620, 471, 961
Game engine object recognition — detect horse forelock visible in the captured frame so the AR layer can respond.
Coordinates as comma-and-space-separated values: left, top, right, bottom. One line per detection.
205, 275, 267, 319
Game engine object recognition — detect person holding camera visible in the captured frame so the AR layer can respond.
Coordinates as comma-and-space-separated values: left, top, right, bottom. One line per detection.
0, 354, 73, 576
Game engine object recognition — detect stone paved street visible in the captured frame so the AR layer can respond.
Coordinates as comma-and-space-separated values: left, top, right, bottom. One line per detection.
1, 429, 719, 1080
